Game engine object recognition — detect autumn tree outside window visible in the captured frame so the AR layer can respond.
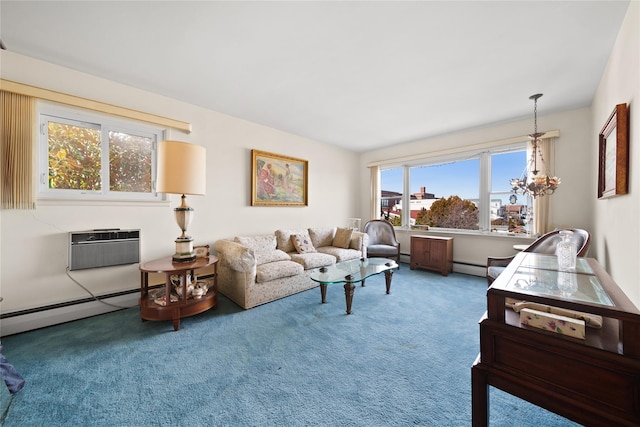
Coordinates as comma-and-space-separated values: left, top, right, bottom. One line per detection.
38, 102, 163, 201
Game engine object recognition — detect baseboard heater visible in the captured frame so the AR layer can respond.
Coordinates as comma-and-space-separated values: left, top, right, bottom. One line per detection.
69, 229, 140, 271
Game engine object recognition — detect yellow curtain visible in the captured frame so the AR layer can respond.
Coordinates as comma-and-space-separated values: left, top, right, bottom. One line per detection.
533, 137, 555, 234
1, 91, 35, 210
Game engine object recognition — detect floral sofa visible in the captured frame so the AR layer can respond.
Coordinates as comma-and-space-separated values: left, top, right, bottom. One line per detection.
213, 227, 368, 309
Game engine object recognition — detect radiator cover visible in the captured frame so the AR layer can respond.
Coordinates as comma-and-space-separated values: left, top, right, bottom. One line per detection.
69, 229, 140, 270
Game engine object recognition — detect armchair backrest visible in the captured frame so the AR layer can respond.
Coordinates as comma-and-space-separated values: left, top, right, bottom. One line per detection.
526, 228, 591, 257
363, 220, 399, 246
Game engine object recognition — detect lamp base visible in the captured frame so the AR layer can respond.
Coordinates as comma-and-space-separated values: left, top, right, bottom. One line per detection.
172, 236, 196, 263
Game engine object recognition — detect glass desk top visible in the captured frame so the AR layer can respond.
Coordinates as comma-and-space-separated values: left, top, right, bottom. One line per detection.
518, 253, 594, 275
506, 267, 613, 306
310, 257, 398, 284
493, 253, 614, 307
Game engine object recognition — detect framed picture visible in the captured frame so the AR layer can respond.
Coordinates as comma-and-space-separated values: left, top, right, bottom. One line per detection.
251, 150, 308, 206
194, 245, 210, 258
598, 103, 629, 199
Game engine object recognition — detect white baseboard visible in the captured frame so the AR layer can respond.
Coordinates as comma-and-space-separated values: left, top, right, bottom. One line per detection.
1, 294, 139, 337
399, 254, 486, 277
453, 264, 486, 277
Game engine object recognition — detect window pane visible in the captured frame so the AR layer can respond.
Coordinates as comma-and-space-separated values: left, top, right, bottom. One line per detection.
491, 150, 526, 192
109, 131, 153, 193
490, 149, 530, 234
380, 167, 402, 225
47, 120, 101, 190
490, 193, 532, 233
410, 159, 479, 230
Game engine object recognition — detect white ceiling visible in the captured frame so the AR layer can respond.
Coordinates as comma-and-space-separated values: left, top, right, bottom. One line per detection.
0, 1, 631, 152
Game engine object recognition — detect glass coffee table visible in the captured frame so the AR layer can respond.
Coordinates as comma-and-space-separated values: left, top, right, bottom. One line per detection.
310, 257, 399, 314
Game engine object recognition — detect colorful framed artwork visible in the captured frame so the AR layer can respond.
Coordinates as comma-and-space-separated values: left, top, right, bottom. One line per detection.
598, 103, 629, 199
251, 150, 308, 206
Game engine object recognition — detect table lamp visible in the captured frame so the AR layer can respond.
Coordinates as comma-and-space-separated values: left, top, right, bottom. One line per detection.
156, 140, 206, 263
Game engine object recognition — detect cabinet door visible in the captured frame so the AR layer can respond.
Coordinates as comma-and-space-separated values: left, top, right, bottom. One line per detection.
427, 240, 445, 267
412, 237, 430, 265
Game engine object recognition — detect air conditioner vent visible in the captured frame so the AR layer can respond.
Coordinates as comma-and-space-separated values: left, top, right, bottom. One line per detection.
69, 229, 140, 271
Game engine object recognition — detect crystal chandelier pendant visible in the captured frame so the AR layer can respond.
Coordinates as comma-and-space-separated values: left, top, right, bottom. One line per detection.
510, 94, 561, 198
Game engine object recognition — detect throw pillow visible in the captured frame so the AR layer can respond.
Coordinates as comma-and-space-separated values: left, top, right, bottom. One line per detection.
308, 227, 336, 248
332, 227, 353, 249
290, 233, 317, 254
275, 229, 306, 253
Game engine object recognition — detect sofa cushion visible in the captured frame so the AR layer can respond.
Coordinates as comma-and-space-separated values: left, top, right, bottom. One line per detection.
275, 229, 307, 253
291, 233, 316, 254
367, 244, 400, 257
316, 246, 362, 263
235, 234, 277, 252
255, 249, 291, 266
289, 252, 336, 269
332, 227, 353, 249
256, 260, 304, 283
308, 227, 335, 248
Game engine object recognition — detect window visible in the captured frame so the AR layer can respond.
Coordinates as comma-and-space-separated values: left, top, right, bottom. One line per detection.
38, 103, 163, 201
378, 143, 531, 234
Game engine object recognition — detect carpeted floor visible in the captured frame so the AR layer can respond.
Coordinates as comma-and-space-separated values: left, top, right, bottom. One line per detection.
0, 267, 579, 426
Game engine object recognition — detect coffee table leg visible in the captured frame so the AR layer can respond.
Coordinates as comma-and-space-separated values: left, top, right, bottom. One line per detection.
320, 284, 328, 303
344, 282, 356, 314
384, 270, 394, 294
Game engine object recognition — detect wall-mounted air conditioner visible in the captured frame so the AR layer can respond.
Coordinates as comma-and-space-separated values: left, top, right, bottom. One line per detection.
68, 229, 140, 271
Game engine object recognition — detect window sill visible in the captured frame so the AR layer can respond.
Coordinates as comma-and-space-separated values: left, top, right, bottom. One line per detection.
394, 227, 537, 241
36, 198, 170, 207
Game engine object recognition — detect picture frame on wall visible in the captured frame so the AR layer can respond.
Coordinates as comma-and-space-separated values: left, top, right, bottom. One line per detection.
251, 150, 308, 206
598, 103, 629, 199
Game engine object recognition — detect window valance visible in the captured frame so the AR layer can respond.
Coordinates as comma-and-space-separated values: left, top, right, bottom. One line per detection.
366, 130, 560, 168
0, 79, 191, 133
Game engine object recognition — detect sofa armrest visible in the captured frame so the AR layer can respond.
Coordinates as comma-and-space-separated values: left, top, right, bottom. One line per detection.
350, 231, 369, 258
213, 239, 256, 273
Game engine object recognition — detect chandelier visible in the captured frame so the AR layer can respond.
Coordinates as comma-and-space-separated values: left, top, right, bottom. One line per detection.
510, 93, 561, 198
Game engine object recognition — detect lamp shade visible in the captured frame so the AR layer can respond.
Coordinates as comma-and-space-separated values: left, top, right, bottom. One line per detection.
156, 141, 206, 195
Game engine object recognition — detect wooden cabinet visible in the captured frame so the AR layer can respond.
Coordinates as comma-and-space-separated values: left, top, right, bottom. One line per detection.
409, 235, 453, 276
472, 253, 640, 427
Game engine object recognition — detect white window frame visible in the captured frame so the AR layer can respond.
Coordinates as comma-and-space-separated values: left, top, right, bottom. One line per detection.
379, 141, 529, 233
37, 101, 165, 202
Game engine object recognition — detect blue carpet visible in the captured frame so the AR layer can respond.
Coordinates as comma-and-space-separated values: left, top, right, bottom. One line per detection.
0, 267, 579, 426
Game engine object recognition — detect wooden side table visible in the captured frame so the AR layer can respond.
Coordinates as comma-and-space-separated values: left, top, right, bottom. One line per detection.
139, 255, 218, 331
409, 235, 453, 276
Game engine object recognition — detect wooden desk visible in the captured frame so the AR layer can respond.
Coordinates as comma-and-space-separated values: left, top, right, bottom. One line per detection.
472, 253, 640, 426
139, 256, 218, 331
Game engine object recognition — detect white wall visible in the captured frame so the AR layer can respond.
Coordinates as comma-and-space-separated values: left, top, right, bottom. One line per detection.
358, 107, 594, 271
591, 1, 640, 306
0, 51, 360, 330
